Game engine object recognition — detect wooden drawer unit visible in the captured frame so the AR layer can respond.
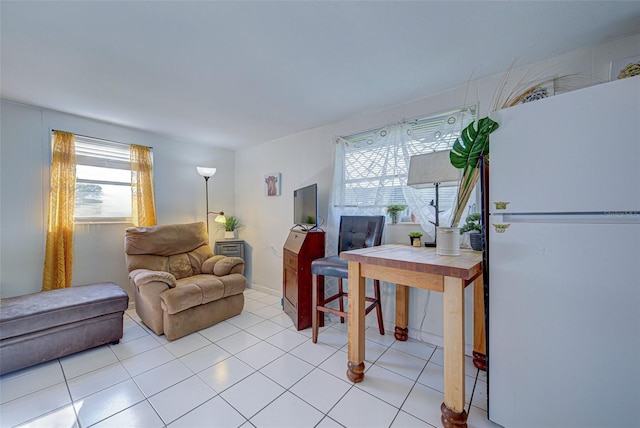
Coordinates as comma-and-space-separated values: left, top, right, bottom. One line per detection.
215, 239, 245, 260
282, 230, 325, 330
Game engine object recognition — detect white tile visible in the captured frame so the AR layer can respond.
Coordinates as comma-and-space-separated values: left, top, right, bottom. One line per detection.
416, 362, 444, 392
467, 376, 488, 411
318, 349, 350, 380
290, 340, 338, 366
315, 416, 344, 428
251, 391, 323, 428
163, 333, 210, 358
245, 319, 285, 340
147, 376, 215, 424
244, 299, 268, 312
14, 404, 78, 428
120, 319, 149, 342
356, 364, 415, 408
220, 372, 285, 419
0, 360, 65, 404
363, 339, 391, 363
429, 347, 444, 366
73, 379, 145, 428
244, 289, 270, 300
401, 383, 444, 427
91, 400, 164, 428
226, 312, 265, 329
216, 331, 261, 355
133, 359, 193, 397
168, 396, 246, 428
197, 356, 255, 393
265, 329, 307, 352
260, 353, 313, 388
290, 368, 351, 414
199, 321, 241, 343
67, 362, 131, 400
313, 326, 348, 349
375, 347, 427, 381
256, 294, 280, 306
328, 387, 398, 428
267, 313, 295, 328
121, 346, 176, 377
467, 405, 502, 428
390, 338, 436, 361
236, 341, 285, 370
391, 410, 434, 428
110, 334, 161, 360
365, 326, 397, 347
253, 305, 284, 319
0, 383, 71, 427
179, 343, 231, 373
60, 346, 119, 379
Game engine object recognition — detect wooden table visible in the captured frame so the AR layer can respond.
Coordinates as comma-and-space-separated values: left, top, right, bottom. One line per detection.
341, 244, 484, 428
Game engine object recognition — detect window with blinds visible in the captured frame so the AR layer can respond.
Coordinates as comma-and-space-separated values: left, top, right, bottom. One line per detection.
339, 107, 475, 209
73, 135, 133, 222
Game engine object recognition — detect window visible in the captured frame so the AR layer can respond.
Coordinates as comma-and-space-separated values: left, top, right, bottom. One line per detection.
73, 135, 134, 222
337, 107, 475, 215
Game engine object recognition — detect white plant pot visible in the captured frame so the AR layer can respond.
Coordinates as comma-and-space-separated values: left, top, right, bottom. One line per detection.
436, 227, 460, 256
224, 231, 236, 239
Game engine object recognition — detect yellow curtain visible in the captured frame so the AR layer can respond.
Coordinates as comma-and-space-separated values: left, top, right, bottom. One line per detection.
42, 131, 76, 291
131, 144, 157, 226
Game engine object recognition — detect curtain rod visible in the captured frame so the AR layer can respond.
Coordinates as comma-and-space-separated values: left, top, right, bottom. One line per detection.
51, 129, 153, 149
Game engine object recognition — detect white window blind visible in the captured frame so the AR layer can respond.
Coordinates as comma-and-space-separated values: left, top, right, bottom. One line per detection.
338, 107, 475, 209
73, 135, 133, 222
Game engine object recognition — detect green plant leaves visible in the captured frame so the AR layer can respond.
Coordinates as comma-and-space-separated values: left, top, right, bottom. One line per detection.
450, 117, 499, 170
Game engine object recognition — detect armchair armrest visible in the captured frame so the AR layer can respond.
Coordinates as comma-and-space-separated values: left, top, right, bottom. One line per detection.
202, 256, 245, 276
129, 269, 177, 288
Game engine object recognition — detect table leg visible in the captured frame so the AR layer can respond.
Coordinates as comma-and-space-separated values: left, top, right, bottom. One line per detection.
394, 284, 409, 341
472, 274, 487, 371
441, 276, 467, 427
346, 261, 366, 383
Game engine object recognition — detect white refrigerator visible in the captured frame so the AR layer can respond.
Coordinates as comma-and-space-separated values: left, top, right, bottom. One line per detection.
488, 75, 640, 427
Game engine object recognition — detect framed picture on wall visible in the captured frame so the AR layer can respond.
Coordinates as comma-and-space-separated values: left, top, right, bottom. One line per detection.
264, 173, 281, 196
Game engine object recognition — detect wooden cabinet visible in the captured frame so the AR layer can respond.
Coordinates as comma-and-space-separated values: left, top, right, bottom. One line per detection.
282, 230, 325, 330
215, 239, 245, 260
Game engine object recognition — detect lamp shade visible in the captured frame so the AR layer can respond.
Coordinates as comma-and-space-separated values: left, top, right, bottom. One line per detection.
214, 213, 226, 224
196, 167, 217, 178
407, 150, 460, 189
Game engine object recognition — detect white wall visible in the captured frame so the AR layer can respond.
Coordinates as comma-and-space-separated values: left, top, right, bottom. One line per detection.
235, 34, 640, 346
0, 101, 236, 298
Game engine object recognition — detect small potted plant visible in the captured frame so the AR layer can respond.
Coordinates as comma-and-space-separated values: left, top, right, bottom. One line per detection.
224, 215, 242, 239
460, 212, 482, 251
386, 204, 407, 225
408, 231, 423, 247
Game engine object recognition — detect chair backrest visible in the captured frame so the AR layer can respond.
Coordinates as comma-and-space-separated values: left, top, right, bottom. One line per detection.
124, 222, 213, 279
337, 216, 385, 253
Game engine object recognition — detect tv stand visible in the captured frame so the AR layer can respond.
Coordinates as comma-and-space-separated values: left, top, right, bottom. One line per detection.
282, 230, 325, 330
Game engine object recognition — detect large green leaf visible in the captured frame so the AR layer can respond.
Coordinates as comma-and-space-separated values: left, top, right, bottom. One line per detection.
450, 117, 499, 170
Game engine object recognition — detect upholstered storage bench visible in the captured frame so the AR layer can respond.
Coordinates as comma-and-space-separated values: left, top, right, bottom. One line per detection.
0, 282, 129, 375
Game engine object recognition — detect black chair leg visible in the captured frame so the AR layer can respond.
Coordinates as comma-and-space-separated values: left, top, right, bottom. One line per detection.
338, 278, 345, 323
374, 279, 385, 335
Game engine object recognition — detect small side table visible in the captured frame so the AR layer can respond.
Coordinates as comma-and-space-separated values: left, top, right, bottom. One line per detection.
215, 239, 245, 260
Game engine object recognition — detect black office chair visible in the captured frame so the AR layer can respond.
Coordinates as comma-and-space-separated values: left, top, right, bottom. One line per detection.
311, 215, 385, 343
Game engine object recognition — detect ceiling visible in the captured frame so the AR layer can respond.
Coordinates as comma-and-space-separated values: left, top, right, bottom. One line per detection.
2, 1, 639, 150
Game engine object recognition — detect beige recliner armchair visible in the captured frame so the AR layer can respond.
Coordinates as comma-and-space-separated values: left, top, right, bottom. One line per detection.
124, 222, 246, 340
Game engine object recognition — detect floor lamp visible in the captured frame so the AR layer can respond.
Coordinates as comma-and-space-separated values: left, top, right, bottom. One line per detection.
196, 167, 226, 233
407, 150, 460, 246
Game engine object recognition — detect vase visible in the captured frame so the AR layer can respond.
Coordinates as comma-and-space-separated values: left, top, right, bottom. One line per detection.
224, 231, 236, 239
410, 237, 422, 247
469, 232, 483, 251
436, 227, 460, 256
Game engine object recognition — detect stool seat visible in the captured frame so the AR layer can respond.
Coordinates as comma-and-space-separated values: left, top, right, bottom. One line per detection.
311, 216, 385, 343
311, 256, 347, 279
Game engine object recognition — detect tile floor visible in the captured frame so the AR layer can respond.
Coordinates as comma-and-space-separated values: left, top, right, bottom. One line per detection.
0, 288, 501, 427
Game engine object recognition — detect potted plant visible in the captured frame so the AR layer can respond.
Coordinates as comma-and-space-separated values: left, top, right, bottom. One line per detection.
386, 204, 407, 225
224, 215, 242, 239
460, 212, 483, 251
408, 231, 423, 247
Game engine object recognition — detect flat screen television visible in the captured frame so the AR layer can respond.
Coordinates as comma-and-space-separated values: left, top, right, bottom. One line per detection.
293, 183, 318, 230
